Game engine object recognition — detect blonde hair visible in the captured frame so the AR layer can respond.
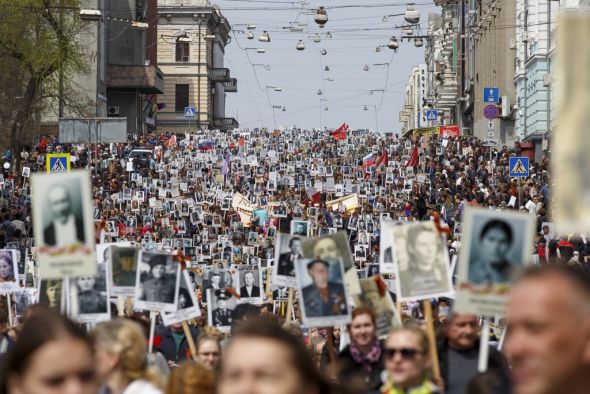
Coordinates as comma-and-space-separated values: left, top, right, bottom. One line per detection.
387, 323, 430, 354
165, 361, 215, 394
92, 319, 163, 388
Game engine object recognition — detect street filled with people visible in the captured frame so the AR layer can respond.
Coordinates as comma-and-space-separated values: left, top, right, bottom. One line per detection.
0, 127, 587, 394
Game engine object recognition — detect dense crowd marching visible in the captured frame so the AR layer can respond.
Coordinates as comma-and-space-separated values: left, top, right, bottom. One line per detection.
0, 127, 587, 394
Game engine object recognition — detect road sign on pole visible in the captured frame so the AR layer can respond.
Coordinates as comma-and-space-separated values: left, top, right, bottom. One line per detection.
425, 109, 438, 122
484, 87, 500, 103
484, 105, 499, 121
46, 154, 71, 173
483, 139, 499, 147
184, 107, 196, 118
509, 157, 530, 177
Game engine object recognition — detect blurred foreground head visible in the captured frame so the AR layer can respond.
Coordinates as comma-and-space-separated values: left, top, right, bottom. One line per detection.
506, 265, 590, 394
1, 307, 97, 394
217, 318, 333, 394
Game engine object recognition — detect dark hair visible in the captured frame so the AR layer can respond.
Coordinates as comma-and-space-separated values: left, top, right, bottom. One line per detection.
479, 219, 513, 244
225, 318, 332, 394
1, 308, 91, 389
289, 237, 301, 248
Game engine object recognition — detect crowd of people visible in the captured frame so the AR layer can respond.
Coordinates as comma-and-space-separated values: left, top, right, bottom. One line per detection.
0, 127, 586, 394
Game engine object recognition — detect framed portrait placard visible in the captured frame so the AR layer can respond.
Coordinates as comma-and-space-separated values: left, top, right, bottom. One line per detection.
455, 208, 535, 316
31, 170, 96, 278
392, 222, 454, 301
162, 270, 201, 326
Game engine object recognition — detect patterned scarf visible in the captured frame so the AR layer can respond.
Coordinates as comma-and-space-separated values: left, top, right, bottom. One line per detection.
349, 339, 382, 373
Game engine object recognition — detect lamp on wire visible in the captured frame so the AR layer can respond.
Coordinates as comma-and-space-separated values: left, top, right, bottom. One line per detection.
320, 48, 327, 55
404, 4, 420, 24
247, 31, 254, 40
296, 40, 305, 50
314, 6, 328, 27
388, 37, 399, 50
259, 31, 270, 42
363, 64, 369, 71
313, 33, 321, 43
414, 37, 424, 47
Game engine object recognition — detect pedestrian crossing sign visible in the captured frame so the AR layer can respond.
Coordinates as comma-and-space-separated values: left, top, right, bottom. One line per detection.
46, 154, 71, 173
509, 157, 529, 177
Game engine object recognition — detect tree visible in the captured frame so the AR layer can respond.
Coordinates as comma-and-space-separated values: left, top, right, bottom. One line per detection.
0, 0, 87, 160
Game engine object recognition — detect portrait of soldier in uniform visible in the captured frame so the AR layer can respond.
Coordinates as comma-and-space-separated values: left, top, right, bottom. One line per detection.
211, 289, 234, 327
137, 254, 177, 304
301, 259, 348, 318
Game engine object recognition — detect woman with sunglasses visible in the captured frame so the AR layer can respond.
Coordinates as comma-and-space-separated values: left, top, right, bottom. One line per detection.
381, 325, 441, 394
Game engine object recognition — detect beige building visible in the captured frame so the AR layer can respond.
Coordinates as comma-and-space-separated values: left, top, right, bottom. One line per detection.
156, 0, 238, 132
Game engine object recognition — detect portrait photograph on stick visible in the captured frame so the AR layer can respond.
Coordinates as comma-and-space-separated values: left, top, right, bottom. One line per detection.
72, 263, 110, 323
455, 207, 535, 316
0, 249, 20, 293
392, 222, 453, 301
134, 251, 180, 312
31, 170, 95, 278
273, 233, 307, 287
162, 269, 201, 326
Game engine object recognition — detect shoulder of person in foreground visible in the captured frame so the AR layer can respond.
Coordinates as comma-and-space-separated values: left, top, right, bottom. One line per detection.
124, 378, 163, 394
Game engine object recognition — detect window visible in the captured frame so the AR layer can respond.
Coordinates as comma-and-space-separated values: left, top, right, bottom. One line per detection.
175, 84, 189, 112
175, 40, 190, 62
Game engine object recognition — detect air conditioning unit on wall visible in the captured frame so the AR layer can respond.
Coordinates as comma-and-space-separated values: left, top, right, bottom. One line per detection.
108, 106, 120, 116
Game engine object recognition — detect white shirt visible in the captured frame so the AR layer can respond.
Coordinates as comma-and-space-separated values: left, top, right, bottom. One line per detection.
53, 215, 77, 247
123, 380, 162, 394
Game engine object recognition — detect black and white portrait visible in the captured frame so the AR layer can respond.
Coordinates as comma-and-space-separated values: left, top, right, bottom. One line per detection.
74, 263, 110, 323
108, 246, 138, 296
207, 289, 237, 332
38, 279, 64, 312
273, 234, 306, 287
234, 265, 262, 302
202, 268, 231, 302
162, 270, 201, 326
134, 252, 180, 312
392, 222, 453, 301
459, 208, 535, 285
15, 288, 37, 317
32, 170, 95, 278
290, 220, 310, 237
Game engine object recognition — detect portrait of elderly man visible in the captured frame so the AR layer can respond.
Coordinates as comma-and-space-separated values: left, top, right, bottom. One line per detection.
301, 259, 348, 317
44, 183, 85, 247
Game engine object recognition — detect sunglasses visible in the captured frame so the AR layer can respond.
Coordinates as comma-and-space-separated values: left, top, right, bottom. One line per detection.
384, 347, 423, 359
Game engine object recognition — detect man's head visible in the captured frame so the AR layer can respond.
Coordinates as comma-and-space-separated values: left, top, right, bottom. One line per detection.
244, 271, 254, 287
445, 313, 479, 350
289, 237, 302, 256
48, 185, 72, 224
312, 237, 339, 263
307, 260, 330, 289
211, 273, 221, 285
506, 265, 590, 394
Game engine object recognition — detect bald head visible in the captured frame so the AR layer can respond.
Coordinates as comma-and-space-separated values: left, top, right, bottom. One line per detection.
48, 185, 72, 224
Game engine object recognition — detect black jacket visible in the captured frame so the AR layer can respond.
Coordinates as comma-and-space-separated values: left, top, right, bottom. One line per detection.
437, 338, 511, 394
156, 325, 200, 363
336, 342, 384, 393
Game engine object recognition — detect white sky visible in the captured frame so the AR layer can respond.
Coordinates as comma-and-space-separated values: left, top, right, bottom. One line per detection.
214, 0, 438, 132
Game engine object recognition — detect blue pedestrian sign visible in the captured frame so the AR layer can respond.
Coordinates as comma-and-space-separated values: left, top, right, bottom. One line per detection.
425, 110, 438, 122
509, 157, 529, 177
184, 106, 196, 118
484, 88, 500, 103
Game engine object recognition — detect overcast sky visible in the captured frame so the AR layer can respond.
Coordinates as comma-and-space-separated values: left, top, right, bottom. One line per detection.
212, 0, 437, 132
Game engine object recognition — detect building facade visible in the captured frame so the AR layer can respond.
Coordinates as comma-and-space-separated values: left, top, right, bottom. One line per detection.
156, 0, 238, 132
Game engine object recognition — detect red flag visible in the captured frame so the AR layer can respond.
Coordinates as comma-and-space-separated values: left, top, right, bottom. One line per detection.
164, 135, 177, 148
374, 151, 388, 168
239, 137, 245, 146
331, 123, 348, 140
312, 191, 321, 204
39, 137, 48, 152
405, 145, 419, 168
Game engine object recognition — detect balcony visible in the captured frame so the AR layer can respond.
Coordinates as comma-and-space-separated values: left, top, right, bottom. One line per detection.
209, 68, 231, 82
213, 117, 239, 130
106, 65, 164, 94
223, 78, 238, 92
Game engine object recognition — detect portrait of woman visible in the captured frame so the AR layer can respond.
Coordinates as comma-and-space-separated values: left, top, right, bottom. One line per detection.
469, 219, 514, 284
0, 251, 15, 282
